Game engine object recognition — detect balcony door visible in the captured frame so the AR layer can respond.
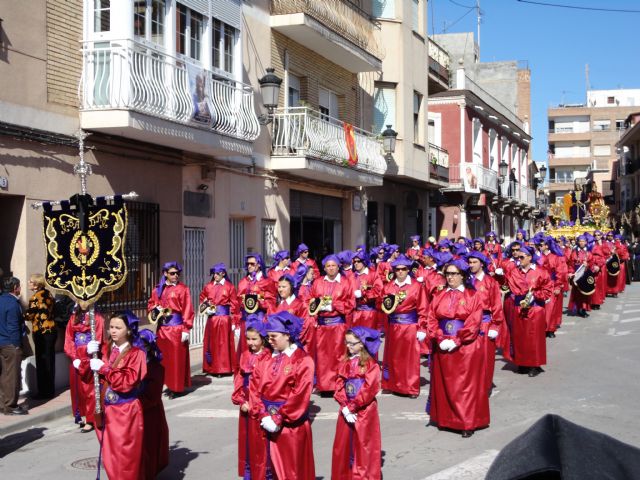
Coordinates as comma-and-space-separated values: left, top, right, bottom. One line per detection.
319, 87, 338, 121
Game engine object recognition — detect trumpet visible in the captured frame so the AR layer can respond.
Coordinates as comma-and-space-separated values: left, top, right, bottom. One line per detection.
308, 295, 332, 316
148, 305, 172, 325
519, 288, 534, 310
397, 290, 407, 303
199, 299, 217, 316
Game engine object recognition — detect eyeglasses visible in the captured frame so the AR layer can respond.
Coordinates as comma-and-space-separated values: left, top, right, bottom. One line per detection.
514, 255, 528, 260
353, 259, 363, 263
394, 267, 408, 272
166, 271, 180, 276
444, 271, 461, 276
345, 341, 362, 347
246, 262, 258, 266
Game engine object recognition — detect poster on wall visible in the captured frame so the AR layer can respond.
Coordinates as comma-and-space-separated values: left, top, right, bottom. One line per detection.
462, 163, 480, 194
187, 64, 214, 125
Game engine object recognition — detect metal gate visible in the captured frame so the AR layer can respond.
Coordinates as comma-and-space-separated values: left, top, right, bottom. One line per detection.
183, 227, 207, 346
229, 219, 246, 285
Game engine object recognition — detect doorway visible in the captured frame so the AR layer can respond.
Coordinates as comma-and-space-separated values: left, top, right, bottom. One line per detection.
0, 194, 24, 277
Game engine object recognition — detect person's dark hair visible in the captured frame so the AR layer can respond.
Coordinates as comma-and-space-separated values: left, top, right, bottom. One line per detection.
246, 327, 269, 348
278, 275, 296, 296
2, 277, 20, 293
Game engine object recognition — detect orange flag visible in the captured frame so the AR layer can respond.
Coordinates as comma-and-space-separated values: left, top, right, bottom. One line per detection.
343, 123, 358, 167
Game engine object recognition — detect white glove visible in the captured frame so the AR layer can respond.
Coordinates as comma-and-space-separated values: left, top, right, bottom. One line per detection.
341, 406, 352, 418
417, 276, 424, 283
345, 413, 358, 424
261, 415, 279, 433
416, 331, 427, 342
72, 359, 81, 370
90, 358, 104, 371
234, 327, 241, 341
181, 332, 190, 343
495, 268, 504, 276
321, 303, 333, 312
87, 340, 100, 355
354, 290, 362, 299
487, 329, 499, 340
439, 339, 456, 351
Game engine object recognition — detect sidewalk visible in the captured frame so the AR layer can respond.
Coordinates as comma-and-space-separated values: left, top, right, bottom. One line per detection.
0, 345, 204, 438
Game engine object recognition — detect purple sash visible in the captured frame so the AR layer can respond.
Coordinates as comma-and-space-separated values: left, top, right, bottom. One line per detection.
317, 315, 346, 326
356, 304, 376, 312
241, 310, 265, 322
104, 386, 140, 406
242, 372, 251, 388
388, 311, 418, 324
261, 397, 285, 416
162, 313, 183, 327
74, 331, 92, 346
212, 305, 231, 316
439, 319, 465, 336
482, 311, 492, 323
345, 378, 364, 400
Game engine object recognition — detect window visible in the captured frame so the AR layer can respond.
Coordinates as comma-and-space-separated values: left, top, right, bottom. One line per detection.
94, 0, 111, 32
489, 129, 498, 170
212, 18, 238, 74
288, 74, 301, 107
607, 96, 615, 104
262, 220, 277, 267
372, 0, 395, 19
176, 4, 203, 60
472, 118, 482, 163
593, 145, 611, 156
616, 120, 625, 131
592, 119, 610, 132
177, 4, 187, 55
428, 119, 435, 144
412, 0, 420, 33
373, 85, 396, 134
413, 91, 422, 144
134, 1, 165, 44
189, 10, 203, 61
319, 88, 339, 121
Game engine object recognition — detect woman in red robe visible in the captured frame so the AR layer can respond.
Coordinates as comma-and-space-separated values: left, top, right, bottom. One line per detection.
232, 316, 271, 479
237, 254, 278, 358
332, 327, 382, 480
405, 235, 422, 260
88, 312, 147, 480
426, 259, 486, 437
380, 254, 429, 398
275, 274, 315, 359
607, 235, 629, 296
484, 231, 503, 262
350, 251, 383, 331
147, 261, 194, 397
199, 262, 240, 376
249, 312, 315, 479
267, 250, 292, 284
504, 246, 553, 377
568, 236, 596, 317
590, 231, 610, 309
376, 245, 400, 284
290, 243, 321, 279
64, 306, 106, 431
537, 237, 568, 337
310, 255, 355, 392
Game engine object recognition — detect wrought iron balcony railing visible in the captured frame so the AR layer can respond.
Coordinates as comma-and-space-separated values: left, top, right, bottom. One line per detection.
449, 163, 498, 194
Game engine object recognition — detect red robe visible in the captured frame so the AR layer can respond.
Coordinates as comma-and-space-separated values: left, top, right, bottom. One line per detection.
350, 268, 383, 330
147, 282, 194, 392
376, 261, 394, 284
607, 241, 628, 295
275, 296, 315, 360
199, 279, 240, 374
472, 272, 506, 393
268, 266, 292, 284
591, 242, 610, 305
568, 248, 596, 312
249, 346, 316, 480
504, 265, 552, 367
140, 360, 169, 479
95, 346, 148, 480
483, 242, 503, 262
311, 274, 355, 392
290, 257, 321, 279
405, 245, 422, 260
539, 252, 567, 332
426, 287, 488, 431
232, 348, 271, 478
63, 311, 106, 424
380, 278, 429, 396
332, 357, 381, 480
237, 273, 278, 358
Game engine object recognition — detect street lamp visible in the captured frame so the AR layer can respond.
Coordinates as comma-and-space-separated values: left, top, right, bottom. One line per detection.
381, 125, 398, 155
539, 164, 547, 181
499, 158, 508, 180
258, 67, 282, 125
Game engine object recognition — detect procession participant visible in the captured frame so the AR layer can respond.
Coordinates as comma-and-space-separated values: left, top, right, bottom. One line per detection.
372, 244, 388, 266
310, 255, 355, 392
135, 328, 169, 480
568, 235, 595, 318
24, 273, 56, 399
354, 244, 366, 256
275, 274, 315, 358
351, 251, 383, 331
290, 243, 320, 279
377, 245, 400, 284
296, 264, 315, 302
88, 312, 147, 480
538, 237, 568, 338
426, 259, 487, 438
515, 228, 530, 245
380, 254, 429, 398
406, 235, 422, 260
437, 239, 452, 253
590, 231, 610, 310
198, 263, 239, 376
466, 252, 505, 394
231, 316, 271, 479
249, 311, 315, 480
472, 238, 485, 253
338, 250, 356, 280
484, 231, 503, 262
267, 250, 292, 284
451, 242, 468, 259
606, 235, 628, 297
331, 327, 382, 480
64, 304, 106, 430
147, 262, 194, 398
237, 254, 277, 358
420, 249, 446, 302
504, 246, 552, 377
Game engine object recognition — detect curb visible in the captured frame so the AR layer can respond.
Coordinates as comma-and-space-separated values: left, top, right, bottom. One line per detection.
0, 346, 205, 438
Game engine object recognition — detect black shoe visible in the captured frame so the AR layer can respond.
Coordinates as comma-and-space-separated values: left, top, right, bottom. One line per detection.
164, 390, 175, 399
546, 332, 556, 338
528, 367, 542, 377
592, 305, 600, 310
516, 366, 528, 374
4, 406, 28, 416
461, 430, 474, 438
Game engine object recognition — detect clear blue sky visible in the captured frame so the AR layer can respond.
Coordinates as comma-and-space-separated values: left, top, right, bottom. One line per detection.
428, 0, 640, 162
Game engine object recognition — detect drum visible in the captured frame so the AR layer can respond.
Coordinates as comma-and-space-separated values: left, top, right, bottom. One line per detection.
606, 254, 621, 277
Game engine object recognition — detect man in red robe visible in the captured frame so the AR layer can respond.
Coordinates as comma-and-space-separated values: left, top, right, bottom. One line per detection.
590, 231, 610, 309
147, 261, 194, 398
350, 251, 383, 330
537, 236, 568, 338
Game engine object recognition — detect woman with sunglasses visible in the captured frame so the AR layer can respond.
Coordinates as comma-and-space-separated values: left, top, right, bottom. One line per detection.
350, 252, 383, 331
380, 254, 429, 398
290, 243, 320, 279
268, 250, 292, 284
147, 262, 194, 398
376, 245, 400, 284
503, 246, 553, 377
426, 259, 486, 438
484, 231, 503, 262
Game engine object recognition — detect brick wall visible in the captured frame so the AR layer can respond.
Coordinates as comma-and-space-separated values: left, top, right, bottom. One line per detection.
271, 31, 360, 126
46, 0, 83, 107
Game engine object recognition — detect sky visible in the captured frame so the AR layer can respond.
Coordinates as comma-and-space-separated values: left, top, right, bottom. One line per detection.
428, 0, 640, 162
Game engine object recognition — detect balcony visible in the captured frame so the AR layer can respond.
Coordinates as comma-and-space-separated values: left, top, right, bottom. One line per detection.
498, 180, 536, 208
428, 38, 450, 93
428, 143, 449, 184
270, 0, 382, 72
449, 163, 498, 194
270, 107, 386, 187
79, 39, 260, 157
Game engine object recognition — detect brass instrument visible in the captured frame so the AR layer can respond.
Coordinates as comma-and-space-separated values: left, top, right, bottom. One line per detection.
148, 305, 172, 325
386, 270, 394, 282
308, 295, 332, 316
519, 288, 534, 310
199, 299, 217, 316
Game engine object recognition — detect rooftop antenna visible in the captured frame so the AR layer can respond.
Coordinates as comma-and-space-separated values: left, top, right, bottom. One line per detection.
476, 0, 482, 58
585, 63, 590, 96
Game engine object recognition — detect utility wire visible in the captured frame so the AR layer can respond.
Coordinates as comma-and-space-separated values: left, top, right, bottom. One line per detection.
449, 0, 476, 8
442, 6, 475, 32
516, 0, 640, 13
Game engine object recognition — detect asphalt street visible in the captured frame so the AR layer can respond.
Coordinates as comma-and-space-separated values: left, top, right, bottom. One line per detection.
1, 285, 640, 479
